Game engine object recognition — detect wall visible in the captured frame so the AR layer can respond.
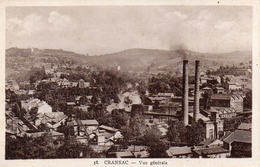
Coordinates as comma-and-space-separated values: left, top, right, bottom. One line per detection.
230, 97, 243, 113
205, 122, 215, 139
211, 99, 230, 107
38, 104, 52, 114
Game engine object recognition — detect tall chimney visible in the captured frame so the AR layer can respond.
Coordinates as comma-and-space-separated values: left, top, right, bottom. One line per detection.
182, 60, 189, 126
194, 60, 200, 122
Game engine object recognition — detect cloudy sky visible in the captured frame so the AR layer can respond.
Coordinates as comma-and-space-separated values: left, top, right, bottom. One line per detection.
6, 6, 252, 55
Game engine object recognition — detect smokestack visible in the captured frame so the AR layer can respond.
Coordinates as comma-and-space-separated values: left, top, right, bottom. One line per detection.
194, 60, 200, 122
182, 60, 189, 126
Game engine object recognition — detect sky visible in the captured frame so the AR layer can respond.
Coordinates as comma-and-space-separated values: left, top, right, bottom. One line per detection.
6, 6, 252, 55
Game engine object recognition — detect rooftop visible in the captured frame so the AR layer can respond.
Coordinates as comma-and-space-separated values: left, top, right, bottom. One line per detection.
166, 146, 192, 156
99, 125, 119, 132
198, 138, 215, 147
237, 123, 252, 131
133, 151, 149, 158
202, 86, 211, 90
115, 151, 134, 158
81, 119, 99, 126
193, 147, 229, 155
223, 130, 252, 144
211, 94, 243, 100
188, 112, 210, 122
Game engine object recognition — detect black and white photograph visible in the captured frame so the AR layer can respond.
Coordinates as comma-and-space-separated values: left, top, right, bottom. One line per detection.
2, 0, 259, 166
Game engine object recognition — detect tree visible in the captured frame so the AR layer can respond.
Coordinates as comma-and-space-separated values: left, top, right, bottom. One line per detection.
111, 109, 129, 129
186, 121, 205, 146
12, 102, 26, 118
57, 124, 75, 138
130, 114, 146, 138
167, 120, 187, 145
142, 128, 169, 158
56, 138, 100, 158
6, 134, 57, 159
244, 89, 252, 109
119, 125, 134, 147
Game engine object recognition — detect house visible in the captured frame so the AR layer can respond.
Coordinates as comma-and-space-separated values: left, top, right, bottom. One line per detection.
200, 72, 207, 78
211, 94, 243, 113
189, 84, 195, 95
155, 122, 169, 136
35, 112, 67, 129
6, 80, 20, 90
98, 125, 123, 144
192, 147, 230, 158
75, 96, 89, 106
157, 93, 174, 98
70, 82, 78, 87
60, 78, 71, 87
200, 77, 208, 85
66, 102, 76, 106
202, 86, 212, 93
215, 87, 224, 94
37, 102, 52, 114
5, 113, 30, 135
115, 151, 134, 158
24, 131, 64, 140
76, 105, 89, 112
73, 119, 99, 136
198, 138, 223, 148
211, 107, 236, 119
237, 123, 251, 131
78, 79, 90, 88
133, 151, 149, 158
222, 129, 252, 155
223, 82, 243, 90
188, 111, 224, 139
166, 146, 192, 158
21, 98, 52, 114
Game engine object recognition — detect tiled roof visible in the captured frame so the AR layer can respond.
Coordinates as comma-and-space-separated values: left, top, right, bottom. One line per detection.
115, 151, 134, 158
133, 151, 149, 158
75, 96, 82, 101
220, 131, 233, 141
127, 145, 148, 152
199, 138, 215, 147
167, 146, 192, 156
42, 112, 67, 123
157, 93, 174, 97
193, 147, 229, 155
237, 123, 252, 131
81, 119, 99, 125
202, 86, 211, 90
223, 130, 252, 144
148, 96, 166, 101
99, 125, 118, 132
212, 107, 236, 114
211, 94, 231, 100
188, 112, 210, 122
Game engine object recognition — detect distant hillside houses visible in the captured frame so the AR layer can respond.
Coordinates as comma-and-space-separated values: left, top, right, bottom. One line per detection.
21, 98, 52, 114
6, 80, 20, 90
221, 75, 244, 90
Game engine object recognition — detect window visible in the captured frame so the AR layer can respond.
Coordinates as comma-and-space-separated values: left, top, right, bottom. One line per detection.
209, 129, 214, 138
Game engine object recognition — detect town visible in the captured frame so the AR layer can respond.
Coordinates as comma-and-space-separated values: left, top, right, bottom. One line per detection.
5, 47, 252, 159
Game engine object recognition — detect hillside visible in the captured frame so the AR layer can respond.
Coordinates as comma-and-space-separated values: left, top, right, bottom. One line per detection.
5, 47, 252, 81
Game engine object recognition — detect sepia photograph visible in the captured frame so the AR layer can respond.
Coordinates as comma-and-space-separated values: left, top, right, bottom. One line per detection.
2, 1, 259, 166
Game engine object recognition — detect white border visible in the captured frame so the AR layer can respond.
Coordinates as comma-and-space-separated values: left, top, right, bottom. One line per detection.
0, 0, 259, 167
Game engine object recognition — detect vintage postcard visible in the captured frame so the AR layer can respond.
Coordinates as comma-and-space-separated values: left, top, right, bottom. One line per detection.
0, 0, 259, 167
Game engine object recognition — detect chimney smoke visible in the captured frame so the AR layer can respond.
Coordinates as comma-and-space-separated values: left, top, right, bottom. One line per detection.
194, 60, 200, 122
182, 60, 189, 126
